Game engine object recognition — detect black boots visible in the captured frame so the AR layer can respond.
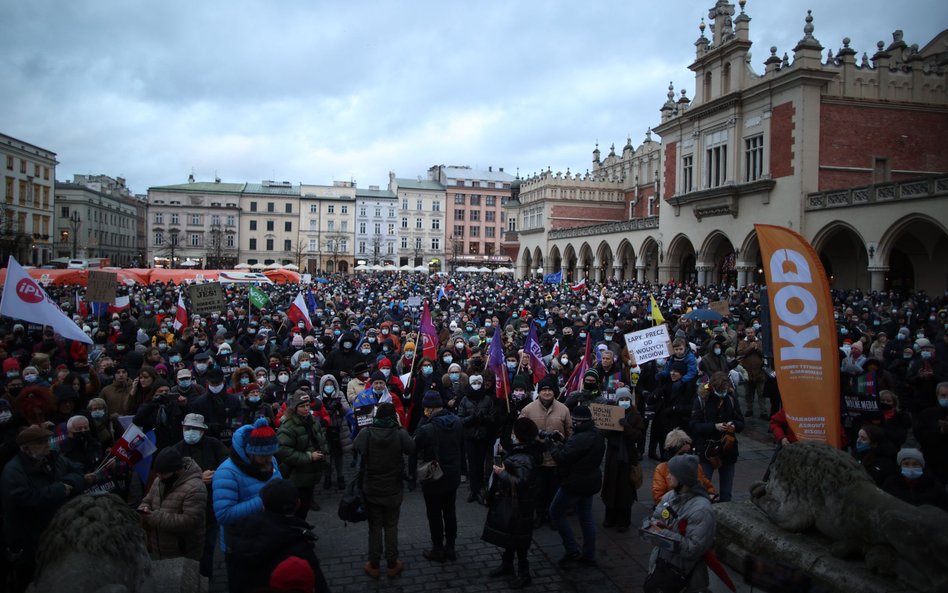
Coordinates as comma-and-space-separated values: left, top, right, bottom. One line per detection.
489, 563, 514, 577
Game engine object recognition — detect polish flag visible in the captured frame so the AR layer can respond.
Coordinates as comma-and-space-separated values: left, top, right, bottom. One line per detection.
571, 278, 587, 292
172, 293, 188, 332
551, 339, 560, 360
107, 295, 130, 314
287, 292, 313, 331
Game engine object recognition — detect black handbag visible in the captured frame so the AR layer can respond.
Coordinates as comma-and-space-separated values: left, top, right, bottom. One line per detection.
643, 557, 697, 593
481, 481, 520, 547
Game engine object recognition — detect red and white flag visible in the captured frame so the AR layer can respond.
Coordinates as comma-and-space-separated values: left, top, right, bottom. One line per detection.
0, 256, 92, 344
110, 423, 157, 465
107, 295, 130, 314
551, 339, 561, 360
571, 278, 587, 292
172, 292, 188, 332
287, 292, 313, 331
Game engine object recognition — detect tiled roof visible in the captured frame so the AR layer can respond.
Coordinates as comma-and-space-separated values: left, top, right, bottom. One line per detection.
395, 178, 445, 191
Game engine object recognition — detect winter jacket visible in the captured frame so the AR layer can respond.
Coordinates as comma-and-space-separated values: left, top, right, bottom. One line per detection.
519, 398, 572, 467
648, 486, 715, 593
690, 391, 744, 465
601, 406, 645, 510
189, 391, 243, 446
457, 389, 497, 441
882, 472, 948, 510
227, 511, 328, 593
354, 424, 416, 507
657, 350, 699, 385
320, 374, 353, 451
483, 442, 543, 548
142, 458, 207, 560
414, 409, 464, 494
651, 461, 716, 505
914, 405, 948, 483
169, 435, 229, 526
1, 451, 85, 556
549, 421, 606, 497
212, 418, 282, 552
276, 412, 330, 488
134, 396, 186, 450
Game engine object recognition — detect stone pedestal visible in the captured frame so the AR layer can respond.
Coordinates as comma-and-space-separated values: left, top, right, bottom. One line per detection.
714, 502, 917, 593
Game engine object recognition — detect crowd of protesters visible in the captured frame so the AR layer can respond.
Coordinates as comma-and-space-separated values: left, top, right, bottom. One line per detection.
0, 271, 945, 591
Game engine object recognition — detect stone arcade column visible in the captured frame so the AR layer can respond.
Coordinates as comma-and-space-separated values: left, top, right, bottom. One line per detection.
735, 263, 755, 288
696, 264, 713, 287
636, 265, 646, 283
868, 266, 888, 293
658, 265, 676, 284
612, 265, 622, 281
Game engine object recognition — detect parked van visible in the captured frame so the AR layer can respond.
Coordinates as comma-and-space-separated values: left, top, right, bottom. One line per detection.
66, 259, 104, 270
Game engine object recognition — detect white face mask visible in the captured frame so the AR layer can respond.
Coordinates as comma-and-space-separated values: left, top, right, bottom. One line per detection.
0, 410, 11, 423
208, 384, 224, 394
183, 430, 202, 445
380, 368, 391, 378
560, 356, 569, 365
278, 374, 289, 384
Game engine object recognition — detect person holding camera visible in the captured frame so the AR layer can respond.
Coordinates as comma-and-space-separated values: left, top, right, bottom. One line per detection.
519, 375, 571, 528
547, 404, 605, 567
689, 372, 744, 502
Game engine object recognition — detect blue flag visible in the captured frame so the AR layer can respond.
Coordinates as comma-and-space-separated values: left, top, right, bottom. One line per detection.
306, 290, 317, 314
543, 270, 562, 284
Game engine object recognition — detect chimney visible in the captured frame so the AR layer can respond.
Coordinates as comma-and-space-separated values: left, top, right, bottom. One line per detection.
489, 166, 492, 172
499, 167, 504, 172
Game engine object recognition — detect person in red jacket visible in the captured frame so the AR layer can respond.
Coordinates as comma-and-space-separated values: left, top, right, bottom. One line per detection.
769, 408, 798, 446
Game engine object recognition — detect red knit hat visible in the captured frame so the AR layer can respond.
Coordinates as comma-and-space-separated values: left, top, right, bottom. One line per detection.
2, 358, 20, 373
241, 383, 262, 397
245, 418, 279, 456
377, 358, 392, 369
269, 556, 315, 592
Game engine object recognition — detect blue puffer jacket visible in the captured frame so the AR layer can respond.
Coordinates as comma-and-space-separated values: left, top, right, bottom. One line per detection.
212, 417, 282, 552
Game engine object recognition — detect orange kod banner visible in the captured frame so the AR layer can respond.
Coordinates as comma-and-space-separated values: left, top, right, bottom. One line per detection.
755, 224, 842, 447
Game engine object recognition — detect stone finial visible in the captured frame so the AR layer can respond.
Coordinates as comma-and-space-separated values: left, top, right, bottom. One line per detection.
843, 37, 850, 49
645, 128, 653, 142
826, 49, 834, 64
837, 36, 856, 61
667, 81, 675, 102
782, 52, 790, 68
793, 9, 822, 52
739, 0, 746, 13
860, 52, 870, 68
699, 17, 706, 37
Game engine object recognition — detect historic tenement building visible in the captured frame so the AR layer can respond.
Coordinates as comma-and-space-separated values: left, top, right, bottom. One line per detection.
0, 133, 57, 265
512, 0, 948, 294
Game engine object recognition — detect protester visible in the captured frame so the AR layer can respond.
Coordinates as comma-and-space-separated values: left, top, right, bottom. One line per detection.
519, 375, 572, 527
882, 448, 948, 510
276, 390, 329, 518
690, 372, 744, 502
600, 388, 645, 532
139, 447, 207, 561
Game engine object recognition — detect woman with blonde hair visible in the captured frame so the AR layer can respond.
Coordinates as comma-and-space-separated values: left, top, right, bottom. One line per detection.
651, 429, 716, 505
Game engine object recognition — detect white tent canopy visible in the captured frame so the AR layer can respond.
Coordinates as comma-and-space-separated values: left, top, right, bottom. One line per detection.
414, 265, 428, 271
399, 264, 414, 271
368, 264, 384, 271
354, 264, 370, 271
475, 267, 491, 273
382, 264, 398, 272
180, 259, 199, 267
493, 267, 514, 273
234, 263, 251, 269
283, 263, 299, 271
250, 263, 266, 270
264, 262, 283, 270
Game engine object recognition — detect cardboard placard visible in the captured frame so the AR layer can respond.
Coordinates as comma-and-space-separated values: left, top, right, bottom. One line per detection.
709, 300, 729, 316
188, 282, 225, 315
85, 270, 117, 303
623, 325, 671, 365
354, 404, 376, 427
589, 403, 625, 431
301, 273, 312, 285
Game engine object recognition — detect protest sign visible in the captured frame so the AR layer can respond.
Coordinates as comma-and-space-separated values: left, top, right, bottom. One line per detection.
85, 270, 117, 303
407, 296, 423, 308
354, 405, 376, 428
623, 325, 671, 365
709, 300, 729, 316
589, 403, 624, 431
188, 282, 225, 315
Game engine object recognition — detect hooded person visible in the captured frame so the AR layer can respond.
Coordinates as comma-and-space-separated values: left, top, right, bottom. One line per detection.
325, 331, 366, 383
212, 417, 282, 586
319, 373, 351, 490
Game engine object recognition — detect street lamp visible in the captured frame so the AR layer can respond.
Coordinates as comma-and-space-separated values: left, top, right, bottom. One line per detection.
168, 229, 179, 269
69, 211, 81, 259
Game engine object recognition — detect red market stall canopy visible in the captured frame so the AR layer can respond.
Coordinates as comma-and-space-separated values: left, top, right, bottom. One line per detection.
0, 268, 149, 287
262, 269, 301, 284
0, 267, 300, 287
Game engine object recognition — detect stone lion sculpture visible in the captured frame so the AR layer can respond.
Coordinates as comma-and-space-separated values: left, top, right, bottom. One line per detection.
750, 441, 948, 593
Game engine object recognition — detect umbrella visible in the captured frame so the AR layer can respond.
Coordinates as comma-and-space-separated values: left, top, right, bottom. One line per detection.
264, 262, 283, 270
399, 265, 414, 271
414, 265, 429, 272
475, 266, 492, 273
354, 264, 370, 271
682, 308, 724, 322
234, 263, 251, 269
250, 263, 266, 270
315, 277, 330, 284
368, 264, 384, 271
283, 263, 299, 271
494, 267, 514, 273
179, 259, 199, 268
382, 264, 398, 272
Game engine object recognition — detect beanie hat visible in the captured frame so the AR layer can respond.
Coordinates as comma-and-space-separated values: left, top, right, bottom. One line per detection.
511, 375, 530, 391
583, 368, 600, 383
615, 387, 633, 401
15, 425, 52, 446
513, 417, 539, 444
153, 447, 184, 473
241, 383, 262, 396
671, 361, 688, 375
206, 367, 225, 383
260, 479, 300, 515
269, 556, 315, 592
572, 404, 592, 422
370, 370, 387, 383
422, 390, 443, 408
897, 448, 925, 467
375, 402, 396, 419
538, 375, 560, 398
291, 334, 304, 348
377, 358, 392, 369
668, 454, 700, 487
245, 418, 279, 456
2, 358, 20, 373
403, 341, 416, 352
287, 390, 311, 411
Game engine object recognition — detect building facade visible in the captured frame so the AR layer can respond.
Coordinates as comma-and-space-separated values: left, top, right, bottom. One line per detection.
240, 181, 300, 267
393, 176, 446, 269
355, 179, 398, 266
0, 133, 57, 265
513, 1, 948, 294
430, 165, 514, 271
299, 181, 356, 274
54, 174, 144, 266
146, 179, 241, 268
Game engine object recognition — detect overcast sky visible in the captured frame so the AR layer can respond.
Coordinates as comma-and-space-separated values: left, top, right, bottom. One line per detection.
1, 1, 944, 193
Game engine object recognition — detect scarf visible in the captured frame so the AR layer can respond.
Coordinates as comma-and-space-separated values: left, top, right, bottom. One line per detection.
228, 448, 274, 482
372, 415, 399, 429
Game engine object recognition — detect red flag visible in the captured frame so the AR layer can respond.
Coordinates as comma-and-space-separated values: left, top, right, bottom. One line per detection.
487, 325, 509, 400
419, 302, 439, 362
110, 424, 157, 465
523, 322, 547, 384
287, 292, 313, 331
564, 332, 592, 394
172, 292, 188, 332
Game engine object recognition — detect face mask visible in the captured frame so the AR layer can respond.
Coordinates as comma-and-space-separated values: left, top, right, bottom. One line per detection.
235, 377, 249, 386
422, 366, 433, 376
404, 351, 414, 359
855, 441, 871, 453
841, 345, 851, 356
713, 348, 722, 356
372, 386, 384, 395
6, 371, 18, 378
90, 410, 106, 420
24, 374, 38, 383
921, 351, 933, 360
579, 333, 587, 339
512, 390, 527, 400
560, 357, 569, 365
179, 379, 192, 389
605, 334, 614, 341
714, 389, 728, 397
208, 384, 224, 394
170, 355, 182, 364
368, 337, 377, 344
873, 320, 880, 326
300, 361, 312, 370
334, 330, 342, 337
449, 372, 460, 382
158, 343, 168, 351
618, 400, 631, 410
382, 346, 390, 353
278, 374, 289, 384
903, 353, 913, 359
506, 361, 517, 370
455, 342, 465, 350
897, 334, 906, 341
901, 467, 923, 480
840, 328, 848, 336
323, 385, 335, 395
0, 411, 11, 423
382, 329, 390, 335
183, 430, 202, 445
29, 452, 48, 463
197, 340, 208, 348
248, 329, 257, 335
195, 364, 208, 373
298, 323, 305, 329
342, 341, 353, 349
248, 396, 261, 404
443, 356, 453, 364
256, 376, 267, 385
938, 398, 948, 409
360, 348, 371, 355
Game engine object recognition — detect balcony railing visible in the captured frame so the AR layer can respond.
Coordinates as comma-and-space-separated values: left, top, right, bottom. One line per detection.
548, 216, 659, 240
806, 175, 948, 211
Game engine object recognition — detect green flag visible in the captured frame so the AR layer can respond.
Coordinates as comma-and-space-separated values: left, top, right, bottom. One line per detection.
248, 285, 269, 309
